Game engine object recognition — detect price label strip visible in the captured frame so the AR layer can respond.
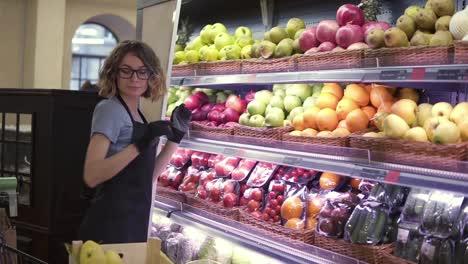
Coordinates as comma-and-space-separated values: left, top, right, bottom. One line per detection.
282, 156, 303, 166
380, 70, 408, 80
436, 69, 468, 80
355, 167, 400, 184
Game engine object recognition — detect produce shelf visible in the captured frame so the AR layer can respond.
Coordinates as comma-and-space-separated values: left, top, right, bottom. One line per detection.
171, 64, 468, 86
165, 132, 468, 197
153, 195, 363, 264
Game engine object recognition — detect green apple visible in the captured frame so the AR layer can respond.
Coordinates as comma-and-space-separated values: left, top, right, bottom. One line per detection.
287, 106, 304, 121
205, 47, 219, 61
235, 36, 254, 48
235, 26, 252, 39
265, 107, 285, 127
254, 90, 273, 105
215, 32, 235, 50
241, 45, 252, 59
198, 45, 210, 61
302, 96, 318, 109
270, 95, 285, 110
185, 36, 204, 51
273, 84, 286, 92
264, 31, 271, 41
175, 44, 184, 52
312, 83, 323, 96
80, 241, 106, 264
247, 100, 266, 115
200, 24, 213, 44
286, 18, 306, 39
173, 51, 185, 64
239, 113, 251, 126
185, 50, 199, 63
286, 83, 312, 101
269, 26, 289, 44
249, 114, 265, 127
218, 47, 228, 60
274, 89, 286, 98
224, 44, 242, 60
284, 95, 302, 113
265, 104, 274, 115
209, 23, 228, 42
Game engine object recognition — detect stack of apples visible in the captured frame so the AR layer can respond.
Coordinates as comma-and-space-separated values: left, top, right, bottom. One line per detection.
367, 99, 468, 144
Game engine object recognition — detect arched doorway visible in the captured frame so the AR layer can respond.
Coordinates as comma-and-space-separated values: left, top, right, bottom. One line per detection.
69, 23, 118, 90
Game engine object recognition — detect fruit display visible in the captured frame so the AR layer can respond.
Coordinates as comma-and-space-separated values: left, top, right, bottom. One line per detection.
344, 200, 391, 245
317, 191, 360, 238
65, 240, 123, 264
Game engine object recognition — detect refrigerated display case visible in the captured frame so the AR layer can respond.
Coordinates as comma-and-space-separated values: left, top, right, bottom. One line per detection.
138, 0, 468, 263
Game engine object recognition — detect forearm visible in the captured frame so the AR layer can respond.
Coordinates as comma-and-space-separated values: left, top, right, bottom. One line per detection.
153, 141, 179, 182
84, 144, 140, 188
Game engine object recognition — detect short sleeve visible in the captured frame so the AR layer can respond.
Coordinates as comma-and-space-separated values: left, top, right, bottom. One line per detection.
91, 100, 123, 143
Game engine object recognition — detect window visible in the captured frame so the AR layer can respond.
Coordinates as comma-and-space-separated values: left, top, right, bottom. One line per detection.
70, 23, 118, 90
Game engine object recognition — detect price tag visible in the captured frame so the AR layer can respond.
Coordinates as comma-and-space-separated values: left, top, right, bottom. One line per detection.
397, 228, 410, 243
385, 170, 400, 184
222, 148, 237, 156
436, 69, 467, 80
380, 70, 407, 80
359, 168, 387, 181
282, 156, 302, 166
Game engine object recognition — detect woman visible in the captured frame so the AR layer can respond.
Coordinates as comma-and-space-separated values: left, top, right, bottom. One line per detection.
78, 40, 190, 243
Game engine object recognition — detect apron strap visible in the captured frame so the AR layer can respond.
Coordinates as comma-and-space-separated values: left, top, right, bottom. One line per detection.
116, 94, 148, 124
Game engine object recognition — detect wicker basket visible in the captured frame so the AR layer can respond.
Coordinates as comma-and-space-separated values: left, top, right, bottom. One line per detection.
315, 235, 393, 264
197, 60, 242, 75
156, 186, 188, 203
349, 129, 468, 171
296, 50, 363, 71
171, 64, 197, 77
239, 210, 315, 245
191, 122, 234, 136
282, 133, 349, 147
185, 194, 240, 221
242, 56, 296, 73
364, 45, 453, 67
380, 252, 417, 264
454, 41, 468, 64
233, 125, 293, 140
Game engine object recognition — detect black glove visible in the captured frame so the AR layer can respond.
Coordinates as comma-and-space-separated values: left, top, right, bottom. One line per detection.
135, 120, 174, 153
167, 104, 191, 144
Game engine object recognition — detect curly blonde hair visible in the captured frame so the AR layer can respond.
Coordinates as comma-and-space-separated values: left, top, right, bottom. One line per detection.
98, 40, 167, 100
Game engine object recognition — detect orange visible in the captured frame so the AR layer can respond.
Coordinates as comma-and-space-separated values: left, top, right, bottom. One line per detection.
350, 178, 361, 189
293, 113, 306, 131
322, 83, 344, 100
316, 108, 338, 131
303, 107, 320, 129
306, 217, 318, 230
319, 172, 342, 190
346, 109, 369, 133
307, 198, 324, 217
336, 98, 360, 120
284, 218, 305, 230
316, 93, 339, 110
281, 197, 304, 220
344, 84, 370, 107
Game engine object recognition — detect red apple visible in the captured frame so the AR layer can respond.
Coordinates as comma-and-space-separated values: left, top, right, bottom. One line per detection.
184, 94, 202, 110
225, 95, 247, 114
201, 103, 215, 112
212, 103, 226, 112
192, 91, 209, 105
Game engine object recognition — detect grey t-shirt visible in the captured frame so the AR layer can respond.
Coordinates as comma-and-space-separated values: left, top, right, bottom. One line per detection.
91, 96, 133, 157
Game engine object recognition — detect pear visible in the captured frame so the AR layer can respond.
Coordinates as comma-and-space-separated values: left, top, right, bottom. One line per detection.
450, 102, 468, 125
250, 42, 261, 58
383, 114, 410, 139
429, 30, 453, 46
374, 112, 390, 132
366, 28, 385, 49
435, 16, 451, 31
416, 103, 433, 127
384, 28, 410, 48
274, 38, 294, 58
431, 0, 455, 17
410, 30, 433, 46
432, 121, 460, 144
269, 26, 289, 44
415, 8, 437, 31
397, 15, 417, 39
405, 5, 423, 20
432, 102, 453, 119
258, 41, 277, 59
404, 127, 429, 142
80, 241, 106, 264
286, 18, 306, 39
424, 116, 449, 140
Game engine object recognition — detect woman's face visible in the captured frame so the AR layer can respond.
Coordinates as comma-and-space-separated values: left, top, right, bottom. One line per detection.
116, 53, 151, 98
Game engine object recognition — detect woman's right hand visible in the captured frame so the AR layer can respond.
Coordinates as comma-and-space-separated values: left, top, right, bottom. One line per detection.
167, 104, 191, 143
135, 120, 174, 153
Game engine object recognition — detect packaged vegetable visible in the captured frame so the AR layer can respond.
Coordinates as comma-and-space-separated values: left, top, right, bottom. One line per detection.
246, 162, 278, 188
281, 185, 308, 230
231, 159, 257, 182
394, 221, 424, 262
420, 237, 455, 264
358, 180, 375, 197
368, 183, 409, 208
401, 188, 431, 224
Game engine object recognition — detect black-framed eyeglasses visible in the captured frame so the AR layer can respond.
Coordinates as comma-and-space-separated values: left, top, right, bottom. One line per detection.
118, 67, 153, 80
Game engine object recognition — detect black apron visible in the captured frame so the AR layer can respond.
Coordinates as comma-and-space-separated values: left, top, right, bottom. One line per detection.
78, 95, 157, 243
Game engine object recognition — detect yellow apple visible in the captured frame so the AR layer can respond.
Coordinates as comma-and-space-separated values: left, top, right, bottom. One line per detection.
80, 241, 106, 264
450, 102, 468, 125
458, 119, 468, 142
424, 117, 449, 141
416, 103, 433, 127
404, 127, 429, 142
383, 114, 410, 139
391, 99, 418, 126
398, 88, 420, 103
432, 102, 453, 119
374, 112, 390, 131
432, 121, 460, 144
